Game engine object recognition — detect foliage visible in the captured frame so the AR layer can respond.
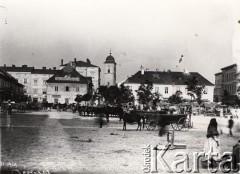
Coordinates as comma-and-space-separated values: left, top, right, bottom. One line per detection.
168, 90, 182, 104
135, 80, 153, 105
116, 84, 135, 106
185, 76, 205, 104
152, 92, 163, 106
75, 94, 83, 103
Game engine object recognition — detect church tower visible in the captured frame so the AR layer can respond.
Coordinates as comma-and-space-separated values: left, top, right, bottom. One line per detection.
104, 50, 116, 86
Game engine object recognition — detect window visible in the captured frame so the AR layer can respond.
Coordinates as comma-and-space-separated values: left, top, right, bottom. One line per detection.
108, 69, 110, 73
55, 86, 58, 91
203, 88, 208, 94
43, 91, 46, 94
24, 78, 27, 84
65, 98, 69, 104
76, 87, 79, 92
54, 99, 58, 104
165, 87, 168, 94
155, 87, 159, 93
34, 79, 38, 85
66, 86, 69, 92
107, 82, 110, 86
33, 89, 38, 94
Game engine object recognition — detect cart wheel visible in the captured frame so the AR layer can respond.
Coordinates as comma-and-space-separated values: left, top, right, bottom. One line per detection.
146, 120, 156, 130
171, 123, 180, 131
178, 118, 190, 131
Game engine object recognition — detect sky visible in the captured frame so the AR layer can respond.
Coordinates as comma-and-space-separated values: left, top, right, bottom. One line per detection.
0, 0, 240, 84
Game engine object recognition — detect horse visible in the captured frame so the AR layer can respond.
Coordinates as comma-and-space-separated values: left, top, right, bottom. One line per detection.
121, 111, 145, 131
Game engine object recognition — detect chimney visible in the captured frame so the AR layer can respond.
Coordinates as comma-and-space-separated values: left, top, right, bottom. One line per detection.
140, 65, 144, 75
71, 61, 76, 69
61, 59, 63, 66
42, 67, 46, 70
74, 58, 76, 63
12, 64, 15, 67
22, 65, 27, 68
53, 67, 56, 70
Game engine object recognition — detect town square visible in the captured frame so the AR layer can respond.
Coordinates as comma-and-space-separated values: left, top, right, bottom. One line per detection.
0, 0, 240, 173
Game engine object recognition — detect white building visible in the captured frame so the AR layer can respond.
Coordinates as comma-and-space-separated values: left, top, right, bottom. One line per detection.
60, 58, 100, 91
123, 68, 214, 104
31, 67, 59, 102
0, 64, 34, 97
46, 64, 91, 104
103, 52, 116, 86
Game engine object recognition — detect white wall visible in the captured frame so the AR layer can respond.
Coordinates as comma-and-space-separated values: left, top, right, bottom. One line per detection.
46, 82, 88, 104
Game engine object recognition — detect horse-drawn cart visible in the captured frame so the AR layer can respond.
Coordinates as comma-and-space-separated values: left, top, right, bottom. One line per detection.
134, 111, 190, 131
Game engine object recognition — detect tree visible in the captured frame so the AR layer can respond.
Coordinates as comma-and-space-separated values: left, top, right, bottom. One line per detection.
185, 76, 205, 105
116, 84, 135, 106
152, 92, 163, 107
98, 85, 119, 105
136, 80, 153, 105
75, 94, 83, 103
168, 90, 182, 104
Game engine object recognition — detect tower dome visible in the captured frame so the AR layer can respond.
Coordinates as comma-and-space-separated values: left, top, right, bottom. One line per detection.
104, 51, 116, 64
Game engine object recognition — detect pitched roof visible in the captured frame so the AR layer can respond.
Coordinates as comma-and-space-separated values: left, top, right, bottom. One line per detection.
62, 60, 98, 68
32, 69, 60, 74
0, 68, 23, 86
124, 71, 214, 86
0, 65, 34, 72
46, 64, 90, 84
221, 64, 237, 71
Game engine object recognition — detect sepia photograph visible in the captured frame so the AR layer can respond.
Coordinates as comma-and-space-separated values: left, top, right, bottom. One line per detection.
0, 0, 240, 173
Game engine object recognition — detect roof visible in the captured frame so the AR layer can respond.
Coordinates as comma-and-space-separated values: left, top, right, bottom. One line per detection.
46, 64, 90, 84
124, 71, 214, 86
0, 68, 23, 86
221, 64, 237, 71
32, 69, 60, 74
104, 54, 116, 64
62, 59, 98, 68
215, 72, 222, 76
0, 65, 34, 72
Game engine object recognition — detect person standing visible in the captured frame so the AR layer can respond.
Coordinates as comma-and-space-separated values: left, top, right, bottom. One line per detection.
228, 116, 234, 137
203, 118, 221, 167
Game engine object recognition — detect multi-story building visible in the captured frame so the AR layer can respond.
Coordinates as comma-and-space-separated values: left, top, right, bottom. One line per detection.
214, 64, 240, 101
0, 68, 24, 103
31, 67, 59, 102
0, 65, 34, 97
123, 68, 214, 104
60, 58, 100, 91
214, 72, 222, 102
46, 64, 91, 104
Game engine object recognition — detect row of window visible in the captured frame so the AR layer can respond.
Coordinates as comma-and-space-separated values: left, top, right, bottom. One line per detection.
0, 80, 11, 88
127, 86, 208, 95
54, 86, 81, 92
222, 72, 235, 82
223, 84, 236, 94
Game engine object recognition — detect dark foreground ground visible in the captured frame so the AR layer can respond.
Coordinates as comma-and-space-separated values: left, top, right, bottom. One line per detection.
0, 111, 239, 174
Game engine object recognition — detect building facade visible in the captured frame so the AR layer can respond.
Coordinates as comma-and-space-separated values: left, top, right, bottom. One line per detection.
60, 58, 100, 91
214, 72, 222, 102
0, 65, 34, 97
46, 64, 91, 104
214, 64, 240, 102
103, 52, 116, 86
123, 69, 214, 104
0, 68, 24, 103
31, 67, 59, 102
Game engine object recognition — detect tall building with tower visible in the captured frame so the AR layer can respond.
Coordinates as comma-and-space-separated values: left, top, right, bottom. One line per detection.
104, 51, 116, 86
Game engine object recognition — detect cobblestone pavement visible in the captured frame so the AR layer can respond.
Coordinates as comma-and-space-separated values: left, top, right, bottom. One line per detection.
0, 111, 239, 174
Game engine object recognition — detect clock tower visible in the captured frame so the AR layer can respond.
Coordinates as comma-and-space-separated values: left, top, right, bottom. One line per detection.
104, 51, 116, 86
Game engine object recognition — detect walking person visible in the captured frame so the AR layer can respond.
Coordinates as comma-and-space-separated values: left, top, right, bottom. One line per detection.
228, 116, 234, 137
203, 118, 221, 168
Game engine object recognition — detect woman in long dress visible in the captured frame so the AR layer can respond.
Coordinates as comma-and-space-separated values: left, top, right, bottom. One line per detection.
203, 118, 221, 163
